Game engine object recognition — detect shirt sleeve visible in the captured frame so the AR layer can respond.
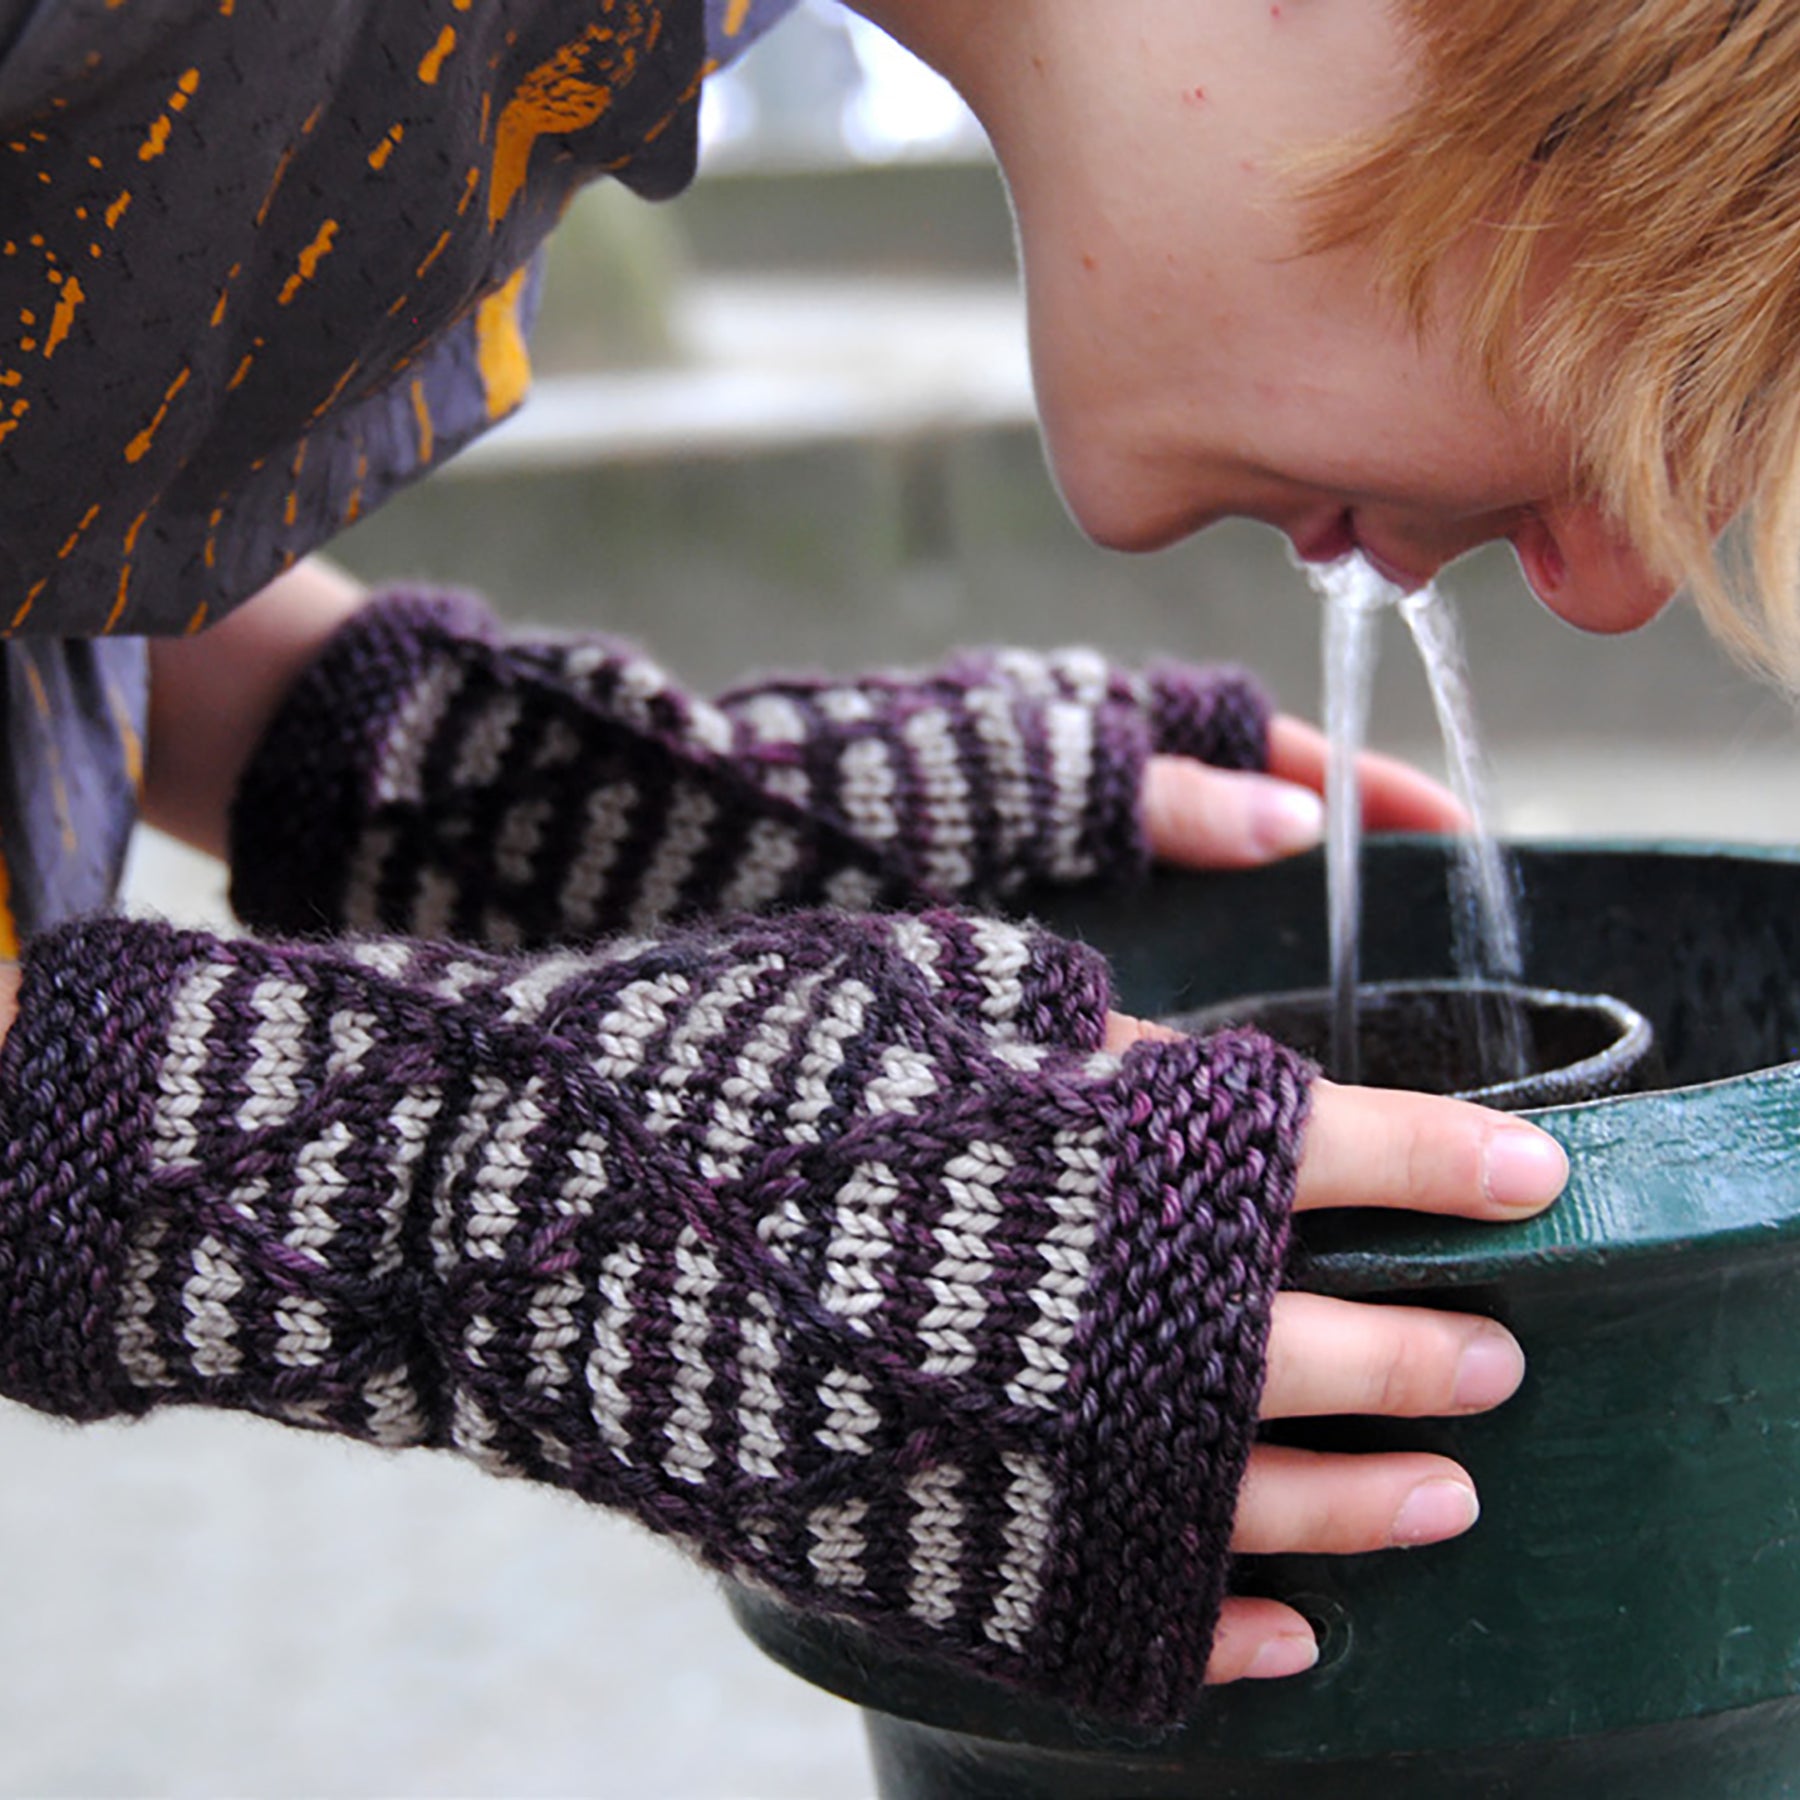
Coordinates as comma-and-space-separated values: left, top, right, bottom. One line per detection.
0, 636, 146, 944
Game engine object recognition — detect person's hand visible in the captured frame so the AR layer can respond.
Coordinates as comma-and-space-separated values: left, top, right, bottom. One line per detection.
1142, 715, 1467, 869
0, 962, 17, 1053
1106, 1014, 1567, 1684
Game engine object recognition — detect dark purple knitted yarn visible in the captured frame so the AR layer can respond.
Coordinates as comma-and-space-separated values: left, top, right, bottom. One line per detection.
0, 920, 204, 1418
227, 589, 1275, 945
1043, 1029, 1304, 1720
1146, 662, 1271, 774
229, 588, 501, 936
0, 905, 1308, 1724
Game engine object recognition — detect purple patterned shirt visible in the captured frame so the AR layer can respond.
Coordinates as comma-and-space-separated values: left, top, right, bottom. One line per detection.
0, 0, 797, 942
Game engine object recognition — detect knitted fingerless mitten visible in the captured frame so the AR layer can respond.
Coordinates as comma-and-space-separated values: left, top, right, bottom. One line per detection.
228, 588, 1271, 944
0, 906, 1307, 1723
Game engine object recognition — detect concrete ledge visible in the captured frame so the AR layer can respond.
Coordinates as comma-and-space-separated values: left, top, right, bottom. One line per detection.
458, 278, 1032, 472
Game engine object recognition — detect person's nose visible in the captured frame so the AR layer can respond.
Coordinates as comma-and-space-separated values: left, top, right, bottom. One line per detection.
1512, 501, 1676, 634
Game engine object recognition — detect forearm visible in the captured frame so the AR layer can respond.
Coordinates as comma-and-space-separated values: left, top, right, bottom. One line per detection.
144, 560, 367, 859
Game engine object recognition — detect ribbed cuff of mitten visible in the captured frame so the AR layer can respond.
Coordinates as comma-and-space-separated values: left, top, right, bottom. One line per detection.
1146, 661, 1270, 774
1036, 1027, 1304, 1720
0, 918, 208, 1419
228, 589, 1277, 945
0, 907, 1306, 1724
228, 587, 500, 936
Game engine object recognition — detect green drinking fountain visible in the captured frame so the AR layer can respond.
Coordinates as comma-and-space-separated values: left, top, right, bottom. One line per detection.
729, 838, 1800, 1798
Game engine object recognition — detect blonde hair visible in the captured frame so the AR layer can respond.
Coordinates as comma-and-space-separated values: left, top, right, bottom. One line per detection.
1305, 0, 1800, 681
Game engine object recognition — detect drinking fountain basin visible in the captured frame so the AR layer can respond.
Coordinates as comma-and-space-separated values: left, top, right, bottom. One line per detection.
729, 838, 1800, 1798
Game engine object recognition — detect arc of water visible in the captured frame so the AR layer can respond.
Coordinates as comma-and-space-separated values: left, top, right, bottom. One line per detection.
1398, 587, 1528, 1081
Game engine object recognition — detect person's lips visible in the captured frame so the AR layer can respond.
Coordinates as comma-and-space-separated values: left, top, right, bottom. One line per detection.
1338, 515, 1436, 592
1290, 508, 1357, 565
1289, 509, 1435, 592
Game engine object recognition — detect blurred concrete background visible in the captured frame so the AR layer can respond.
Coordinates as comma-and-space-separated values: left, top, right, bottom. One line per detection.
4, 8, 1800, 1798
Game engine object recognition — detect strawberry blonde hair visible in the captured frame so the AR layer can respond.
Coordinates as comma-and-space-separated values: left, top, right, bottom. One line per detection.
1306, 0, 1800, 680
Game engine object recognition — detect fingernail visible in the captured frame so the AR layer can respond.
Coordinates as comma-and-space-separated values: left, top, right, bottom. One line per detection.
1246, 1633, 1321, 1680
1391, 1479, 1480, 1547
1482, 1126, 1569, 1212
1452, 1325, 1526, 1410
1250, 783, 1326, 858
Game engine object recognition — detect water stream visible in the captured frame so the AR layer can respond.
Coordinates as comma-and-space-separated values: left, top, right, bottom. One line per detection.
1307, 556, 1527, 1087
1399, 586, 1528, 1081
1311, 556, 1393, 1084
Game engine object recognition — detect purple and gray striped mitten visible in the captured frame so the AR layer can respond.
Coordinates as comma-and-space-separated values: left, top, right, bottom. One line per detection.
228, 588, 1272, 943
0, 905, 1308, 1722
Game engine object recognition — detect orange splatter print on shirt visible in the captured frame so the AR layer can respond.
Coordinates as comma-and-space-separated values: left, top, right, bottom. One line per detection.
254, 147, 294, 227
278, 219, 340, 304
124, 366, 190, 463
58, 505, 101, 560
0, 846, 21, 961
43, 275, 84, 356
475, 266, 533, 421
138, 68, 200, 162
490, 20, 647, 228
105, 508, 154, 631
102, 675, 145, 788
410, 379, 434, 463
369, 124, 404, 170
419, 27, 458, 85
9, 578, 46, 632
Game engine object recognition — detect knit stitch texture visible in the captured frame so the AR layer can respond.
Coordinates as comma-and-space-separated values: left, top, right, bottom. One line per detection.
228, 589, 1271, 943
0, 908, 1308, 1722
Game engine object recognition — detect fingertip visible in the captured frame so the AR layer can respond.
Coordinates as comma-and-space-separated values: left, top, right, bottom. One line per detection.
1205, 1598, 1320, 1684
1354, 749, 1470, 834
1103, 1011, 1184, 1053
1482, 1124, 1570, 1213
1390, 1477, 1480, 1547
1142, 757, 1324, 869
1248, 778, 1326, 860
1452, 1322, 1527, 1411
1245, 1633, 1322, 1681
1264, 717, 1469, 833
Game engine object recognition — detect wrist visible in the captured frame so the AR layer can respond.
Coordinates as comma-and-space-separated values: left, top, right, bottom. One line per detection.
146, 559, 367, 859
